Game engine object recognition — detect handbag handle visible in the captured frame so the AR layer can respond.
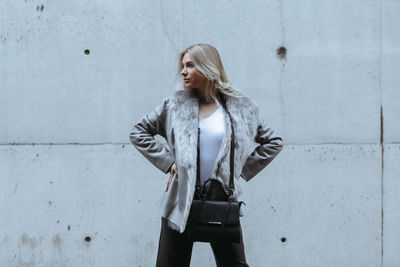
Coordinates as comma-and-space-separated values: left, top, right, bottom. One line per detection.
197, 177, 233, 201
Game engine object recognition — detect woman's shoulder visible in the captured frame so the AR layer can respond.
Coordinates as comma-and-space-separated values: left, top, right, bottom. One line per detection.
156, 90, 184, 105
225, 91, 259, 113
167, 89, 198, 106
235, 92, 258, 106
154, 90, 193, 112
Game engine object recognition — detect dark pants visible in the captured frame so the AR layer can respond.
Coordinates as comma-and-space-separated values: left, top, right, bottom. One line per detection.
155, 217, 250, 267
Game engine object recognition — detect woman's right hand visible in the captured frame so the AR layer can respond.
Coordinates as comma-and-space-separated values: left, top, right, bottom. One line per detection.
166, 163, 178, 192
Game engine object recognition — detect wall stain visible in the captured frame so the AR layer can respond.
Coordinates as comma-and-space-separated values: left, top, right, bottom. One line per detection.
21, 233, 37, 249
36, 4, 44, 12
52, 234, 62, 251
17, 233, 44, 267
14, 183, 18, 194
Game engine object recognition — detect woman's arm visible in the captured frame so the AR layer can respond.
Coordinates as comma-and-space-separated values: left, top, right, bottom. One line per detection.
240, 119, 283, 182
129, 98, 175, 174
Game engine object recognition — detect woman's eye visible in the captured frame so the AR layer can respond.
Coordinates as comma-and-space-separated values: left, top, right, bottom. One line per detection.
181, 63, 194, 68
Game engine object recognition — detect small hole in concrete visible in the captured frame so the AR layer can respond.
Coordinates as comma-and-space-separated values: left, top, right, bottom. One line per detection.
85, 236, 91, 243
68, 225, 71, 231
84, 49, 90, 55
281, 237, 286, 243
277, 46, 287, 59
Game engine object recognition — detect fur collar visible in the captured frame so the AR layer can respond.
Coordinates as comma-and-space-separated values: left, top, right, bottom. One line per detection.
169, 88, 259, 198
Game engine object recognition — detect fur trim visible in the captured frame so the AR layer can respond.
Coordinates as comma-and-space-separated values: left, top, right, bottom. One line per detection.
166, 218, 181, 231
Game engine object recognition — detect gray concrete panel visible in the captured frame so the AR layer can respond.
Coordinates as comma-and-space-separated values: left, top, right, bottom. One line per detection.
383, 144, 400, 267
382, 1, 400, 143
0, 0, 388, 145
0, 144, 165, 266
0, 144, 382, 266
242, 144, 381, 267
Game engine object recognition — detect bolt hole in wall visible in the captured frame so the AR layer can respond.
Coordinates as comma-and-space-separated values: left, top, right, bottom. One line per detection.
281, 237, 286, 243
84, 236, 91, 243
276, 46, 287, 59
84, 49, 90, 55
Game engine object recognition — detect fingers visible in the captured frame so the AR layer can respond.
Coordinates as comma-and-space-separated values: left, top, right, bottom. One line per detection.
166, 171, 178, 192
166, 176, 170, 192
166, 174, 172, 192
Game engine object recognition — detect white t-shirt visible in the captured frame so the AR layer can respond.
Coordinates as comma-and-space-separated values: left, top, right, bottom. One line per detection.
199, 103, 225, 185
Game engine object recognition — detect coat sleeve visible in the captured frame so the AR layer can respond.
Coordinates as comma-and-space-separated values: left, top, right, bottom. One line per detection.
240, 116, 283, 182
129, 98, 175, 174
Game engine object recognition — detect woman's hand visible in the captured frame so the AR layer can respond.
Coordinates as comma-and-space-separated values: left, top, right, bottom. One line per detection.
166, 163, 178, 192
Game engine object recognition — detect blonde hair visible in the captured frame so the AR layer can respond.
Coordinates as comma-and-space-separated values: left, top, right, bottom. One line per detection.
175, 43, 243, 103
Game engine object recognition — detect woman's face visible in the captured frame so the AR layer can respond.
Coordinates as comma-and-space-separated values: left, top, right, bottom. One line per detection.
180, 53, 208, 90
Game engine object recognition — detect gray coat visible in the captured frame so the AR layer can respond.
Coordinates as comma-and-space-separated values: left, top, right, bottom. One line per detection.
129, 88, 283, 233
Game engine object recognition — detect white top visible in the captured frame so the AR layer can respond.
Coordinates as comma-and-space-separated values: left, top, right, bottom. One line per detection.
199, 103, 225, 186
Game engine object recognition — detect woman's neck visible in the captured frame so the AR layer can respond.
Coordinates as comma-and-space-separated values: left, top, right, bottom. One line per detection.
191, 88, 214, 104
199, 97, 214, 104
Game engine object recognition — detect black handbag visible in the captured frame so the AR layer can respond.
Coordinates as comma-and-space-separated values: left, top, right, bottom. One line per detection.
186, 96, 246, 244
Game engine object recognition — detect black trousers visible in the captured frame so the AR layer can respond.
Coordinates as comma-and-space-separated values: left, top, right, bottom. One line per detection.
155, 217, 250, 267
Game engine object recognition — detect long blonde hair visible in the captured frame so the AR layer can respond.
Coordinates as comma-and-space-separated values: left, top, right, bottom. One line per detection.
175, 43, 243, 103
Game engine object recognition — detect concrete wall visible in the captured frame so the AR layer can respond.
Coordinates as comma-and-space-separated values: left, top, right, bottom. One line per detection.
1, 0, 399, 266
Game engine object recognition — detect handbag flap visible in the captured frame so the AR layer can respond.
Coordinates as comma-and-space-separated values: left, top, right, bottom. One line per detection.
189, 200, 240, 226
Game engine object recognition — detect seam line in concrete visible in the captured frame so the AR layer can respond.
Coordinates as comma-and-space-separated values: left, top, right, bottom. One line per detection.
0, 142, 399, 146
379, 0, 384, 265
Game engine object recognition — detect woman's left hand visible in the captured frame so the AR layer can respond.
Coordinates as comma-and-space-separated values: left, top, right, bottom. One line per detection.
166, 163, 177, 192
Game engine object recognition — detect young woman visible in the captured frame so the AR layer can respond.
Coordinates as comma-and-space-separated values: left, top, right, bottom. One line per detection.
130, 43, 283, 267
